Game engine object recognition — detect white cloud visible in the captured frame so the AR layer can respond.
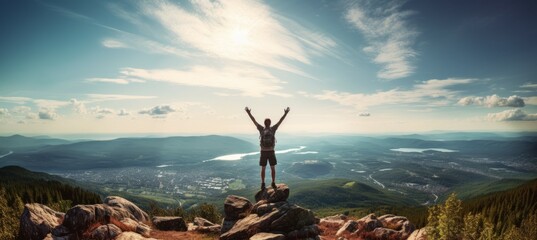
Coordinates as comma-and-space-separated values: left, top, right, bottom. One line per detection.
525, 97, 537, 105
70, 98, 87, 114
0, 108, 9, 117
358, 112, 370, 117
139, 105, 178, 117
521, 83, 537, 89
345, 0, 418, 80
91, 106, 115, 115
102, 39, 129, 48
119, 65, 287, 97
458, 95, 525, 108
486, 109, 537, 121
90, 106, 115, 119
137, 0, 337, 76
38, 110, 58, 120
0, 96, 69, 110
0, 96, 33, 104
310, 78, 475, 110
117, 109, 130, 116
86, 78, 130, 84
11, 106, 32, 114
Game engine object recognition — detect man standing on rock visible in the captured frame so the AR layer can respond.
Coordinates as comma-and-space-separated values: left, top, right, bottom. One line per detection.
245, 107, 290, 190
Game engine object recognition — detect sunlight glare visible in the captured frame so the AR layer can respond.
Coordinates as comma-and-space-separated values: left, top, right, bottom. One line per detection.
231, 27, 250, 46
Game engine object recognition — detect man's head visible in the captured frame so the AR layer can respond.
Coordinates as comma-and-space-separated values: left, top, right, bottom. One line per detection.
264, 118, 271, 127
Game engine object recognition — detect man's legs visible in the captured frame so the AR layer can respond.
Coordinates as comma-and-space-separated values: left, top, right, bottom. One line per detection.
270, 165, 276, 188
260, 166, 266, 184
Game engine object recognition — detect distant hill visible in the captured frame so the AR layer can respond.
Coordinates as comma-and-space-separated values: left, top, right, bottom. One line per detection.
288, 179, 417, 208
285, 160, 333, 178
0, 134, 70, 150
0, 135, 257, 171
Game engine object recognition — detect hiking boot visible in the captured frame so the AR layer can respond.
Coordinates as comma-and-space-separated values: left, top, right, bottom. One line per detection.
271, 182, 277, 189
261, 183, 266, 189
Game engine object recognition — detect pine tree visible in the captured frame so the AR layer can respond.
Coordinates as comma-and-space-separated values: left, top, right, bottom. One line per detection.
438, 192, 463, 240
426, 204, 441, 240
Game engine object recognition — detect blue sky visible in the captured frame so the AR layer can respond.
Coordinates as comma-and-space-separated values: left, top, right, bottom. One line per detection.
1, 0, 536, 135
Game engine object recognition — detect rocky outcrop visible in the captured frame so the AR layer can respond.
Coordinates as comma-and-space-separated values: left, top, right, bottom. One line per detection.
19, 196, 152, 240
19, 203, 65, 240
220, 183, 320, 240
152, 216, 187, 231
325, 213, 415, 240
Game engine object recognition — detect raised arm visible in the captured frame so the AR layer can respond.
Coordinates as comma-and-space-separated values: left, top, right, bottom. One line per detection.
245, 107, 261, 128
274, 107, 290, 128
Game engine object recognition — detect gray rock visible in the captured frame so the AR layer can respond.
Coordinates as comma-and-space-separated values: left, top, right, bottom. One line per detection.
250, 232, 286, 240
104, 196, 149, 222
336, 220, 358, 236
270, 204, 316, 232
254, 184, 290, 203
19, 203, 64, 240
152, 216, 187, 231
194, 216, 215, 227
90, 224, 123, 240
224, 195, 253, 220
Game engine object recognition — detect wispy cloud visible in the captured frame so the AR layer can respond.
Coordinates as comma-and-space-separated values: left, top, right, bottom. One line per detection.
345, 0, 418, 80
458, 95, 525, 107
486, 109, 537, 121
521, 83, 537, 89
101, 39, 129, 49
309, 78, 475, 110
86, 78, 130, 84
86, 94, 157, 102
358, 112, 371, 117
135, 0, 337, 77
119, 65, 288, 97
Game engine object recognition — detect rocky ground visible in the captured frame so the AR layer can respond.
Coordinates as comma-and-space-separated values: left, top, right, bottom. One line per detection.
18, 183, 427, 240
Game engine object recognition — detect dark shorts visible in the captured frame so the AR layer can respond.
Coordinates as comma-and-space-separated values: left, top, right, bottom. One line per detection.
260, 150, 277, 166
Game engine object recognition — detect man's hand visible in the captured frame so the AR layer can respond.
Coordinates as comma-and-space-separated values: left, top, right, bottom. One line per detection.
245, 107, 251, 113
284, 107, 290, 114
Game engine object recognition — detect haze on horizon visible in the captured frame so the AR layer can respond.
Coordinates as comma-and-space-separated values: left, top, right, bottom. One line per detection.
1, 0, 536, 136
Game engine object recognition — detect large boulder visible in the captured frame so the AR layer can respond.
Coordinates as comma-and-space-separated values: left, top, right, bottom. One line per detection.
104, 196, 149, 222
19, 203, 64, 240
152, 216, 187, 231
221, 195, 253, 234
224, 195, 253, 220
221, 183, 319, 240
255, 184, 289, 203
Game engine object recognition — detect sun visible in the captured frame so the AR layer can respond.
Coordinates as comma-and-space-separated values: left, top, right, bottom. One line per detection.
231, 27, 250, 46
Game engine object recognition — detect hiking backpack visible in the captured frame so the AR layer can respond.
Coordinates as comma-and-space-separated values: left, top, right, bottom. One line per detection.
260, 128, 275, 148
